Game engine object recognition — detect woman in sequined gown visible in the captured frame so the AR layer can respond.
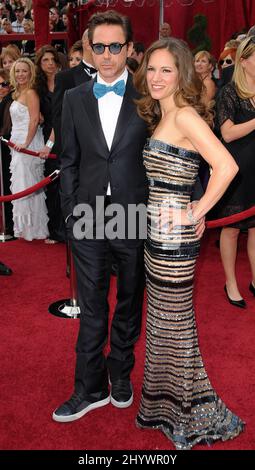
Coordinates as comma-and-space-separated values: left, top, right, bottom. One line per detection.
133, 38, 244, 450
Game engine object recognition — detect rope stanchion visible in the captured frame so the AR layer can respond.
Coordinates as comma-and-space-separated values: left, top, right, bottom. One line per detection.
0, 170, 60, 203
48, 241, 80, 319
0, 137, 57, 160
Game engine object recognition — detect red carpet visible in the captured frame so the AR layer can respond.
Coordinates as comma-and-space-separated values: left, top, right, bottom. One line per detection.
0, 230, 254, 451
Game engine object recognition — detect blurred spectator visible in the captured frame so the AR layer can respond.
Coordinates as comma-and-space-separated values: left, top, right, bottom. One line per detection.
4, 1, 16, 22
131, 41, 145, 64
0, 3, 7, 26
62, 10, 68, 30
218, 47, 238, 89
11, 6, 25, 33
224, 39, 240, 49
2, 18, 14, 34
21, 18, 35, 59
213, 37, 255, 307
49, 6, 66, 53
218, 48, 236, 70
68, 40, 83, 68
126, 56, 139, 74
0, 45, 21, 71
21, 0, 33, 19
194, 50, 217, 105
159, 22, 171, 39
0, 67, 13, 235
49, 6, 65, 32
0, 68, 10, 103
35, 45, 65, 243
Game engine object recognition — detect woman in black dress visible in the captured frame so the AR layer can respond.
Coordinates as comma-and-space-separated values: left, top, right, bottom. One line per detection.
214, 36, 255, 307
35, 45, 65, 243
0, 68, 13, 235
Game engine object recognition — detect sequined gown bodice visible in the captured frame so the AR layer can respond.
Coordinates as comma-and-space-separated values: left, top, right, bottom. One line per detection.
144, 138, 201, 258
136, 139, 244, 450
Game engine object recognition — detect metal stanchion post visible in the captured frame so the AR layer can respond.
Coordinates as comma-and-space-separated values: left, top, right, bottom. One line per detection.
48, 241, 80, 318
0, 142, 14, 242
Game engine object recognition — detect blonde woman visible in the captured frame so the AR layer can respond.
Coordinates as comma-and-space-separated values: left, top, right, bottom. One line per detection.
9, 58, 48, 241
213, 36, 255, 307
194, 50, 217, 104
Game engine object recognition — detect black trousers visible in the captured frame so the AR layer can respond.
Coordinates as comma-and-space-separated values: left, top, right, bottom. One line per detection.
71, 236, 145, 399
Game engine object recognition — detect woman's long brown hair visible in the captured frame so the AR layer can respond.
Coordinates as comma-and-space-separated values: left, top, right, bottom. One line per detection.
133, 38, 214, 134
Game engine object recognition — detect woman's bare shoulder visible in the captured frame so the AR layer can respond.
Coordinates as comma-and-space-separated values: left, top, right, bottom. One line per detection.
175, 106, 199, 121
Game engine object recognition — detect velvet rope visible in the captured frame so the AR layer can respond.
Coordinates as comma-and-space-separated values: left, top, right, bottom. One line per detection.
0, 158, 254, 226
206, 205, 255, 229
0, 170, 60, 203
1, 138, 57, 159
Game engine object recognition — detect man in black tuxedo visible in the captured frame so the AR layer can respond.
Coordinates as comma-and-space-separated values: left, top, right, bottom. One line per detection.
52, 28, 97, 156
52, 10, 148, 423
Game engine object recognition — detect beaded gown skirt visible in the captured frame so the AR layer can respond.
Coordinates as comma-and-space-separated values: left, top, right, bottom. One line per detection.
136, 139, 244, 450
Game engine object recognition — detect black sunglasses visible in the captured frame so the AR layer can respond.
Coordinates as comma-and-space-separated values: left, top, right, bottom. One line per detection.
0, 81, 10, 88
91, 42, 128, 55
219, 58, 233, 66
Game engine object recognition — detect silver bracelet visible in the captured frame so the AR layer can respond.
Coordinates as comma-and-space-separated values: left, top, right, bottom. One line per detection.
186, 208, 198, 225
46, 139, 54, 149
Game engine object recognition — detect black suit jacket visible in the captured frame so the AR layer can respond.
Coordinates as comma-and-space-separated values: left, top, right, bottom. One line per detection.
52, 61, 92, 155
60, 73, 149, 243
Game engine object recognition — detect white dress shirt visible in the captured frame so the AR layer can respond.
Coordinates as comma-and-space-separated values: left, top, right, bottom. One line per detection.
97, 68, 128, 195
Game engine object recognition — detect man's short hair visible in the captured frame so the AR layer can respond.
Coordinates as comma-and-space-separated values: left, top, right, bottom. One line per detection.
15, 6, 25, 13
88, 10, 133, 45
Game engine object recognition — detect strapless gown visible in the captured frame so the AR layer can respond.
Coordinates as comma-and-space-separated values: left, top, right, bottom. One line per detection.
10, 101, 49, 241
136, 138, 244, 450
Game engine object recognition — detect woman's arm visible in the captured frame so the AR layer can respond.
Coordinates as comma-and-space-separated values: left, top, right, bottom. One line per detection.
221, 117, 255, 143
23, 89, 40, 148
175, 107, 238, 223
39, 128, 55, 158
203, 78, 216, 104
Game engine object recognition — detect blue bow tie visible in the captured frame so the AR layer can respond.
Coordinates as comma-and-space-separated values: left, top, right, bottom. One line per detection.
93, 80, 126, 99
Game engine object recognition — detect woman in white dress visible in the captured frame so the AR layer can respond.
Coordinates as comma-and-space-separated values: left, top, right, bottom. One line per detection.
9, 57, 49, 241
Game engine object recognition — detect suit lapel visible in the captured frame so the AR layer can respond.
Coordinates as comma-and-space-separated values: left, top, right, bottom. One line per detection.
74, 62, 90, 86
110, 74, 137, 154
81, 79, 109, 157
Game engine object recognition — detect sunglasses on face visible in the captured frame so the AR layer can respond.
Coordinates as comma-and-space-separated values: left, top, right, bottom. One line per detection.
91, 42, 128, 55
0, 81, 10, 88
219, 58, 233, 66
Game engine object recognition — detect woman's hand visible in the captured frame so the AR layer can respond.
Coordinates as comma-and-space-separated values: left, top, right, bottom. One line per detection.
13, 142, 27, 151
157, 203, 205, 239
157, 206, 191, 233
38, 145, 51, 159
39, 112, 44, 125
187, 201, 205, 239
